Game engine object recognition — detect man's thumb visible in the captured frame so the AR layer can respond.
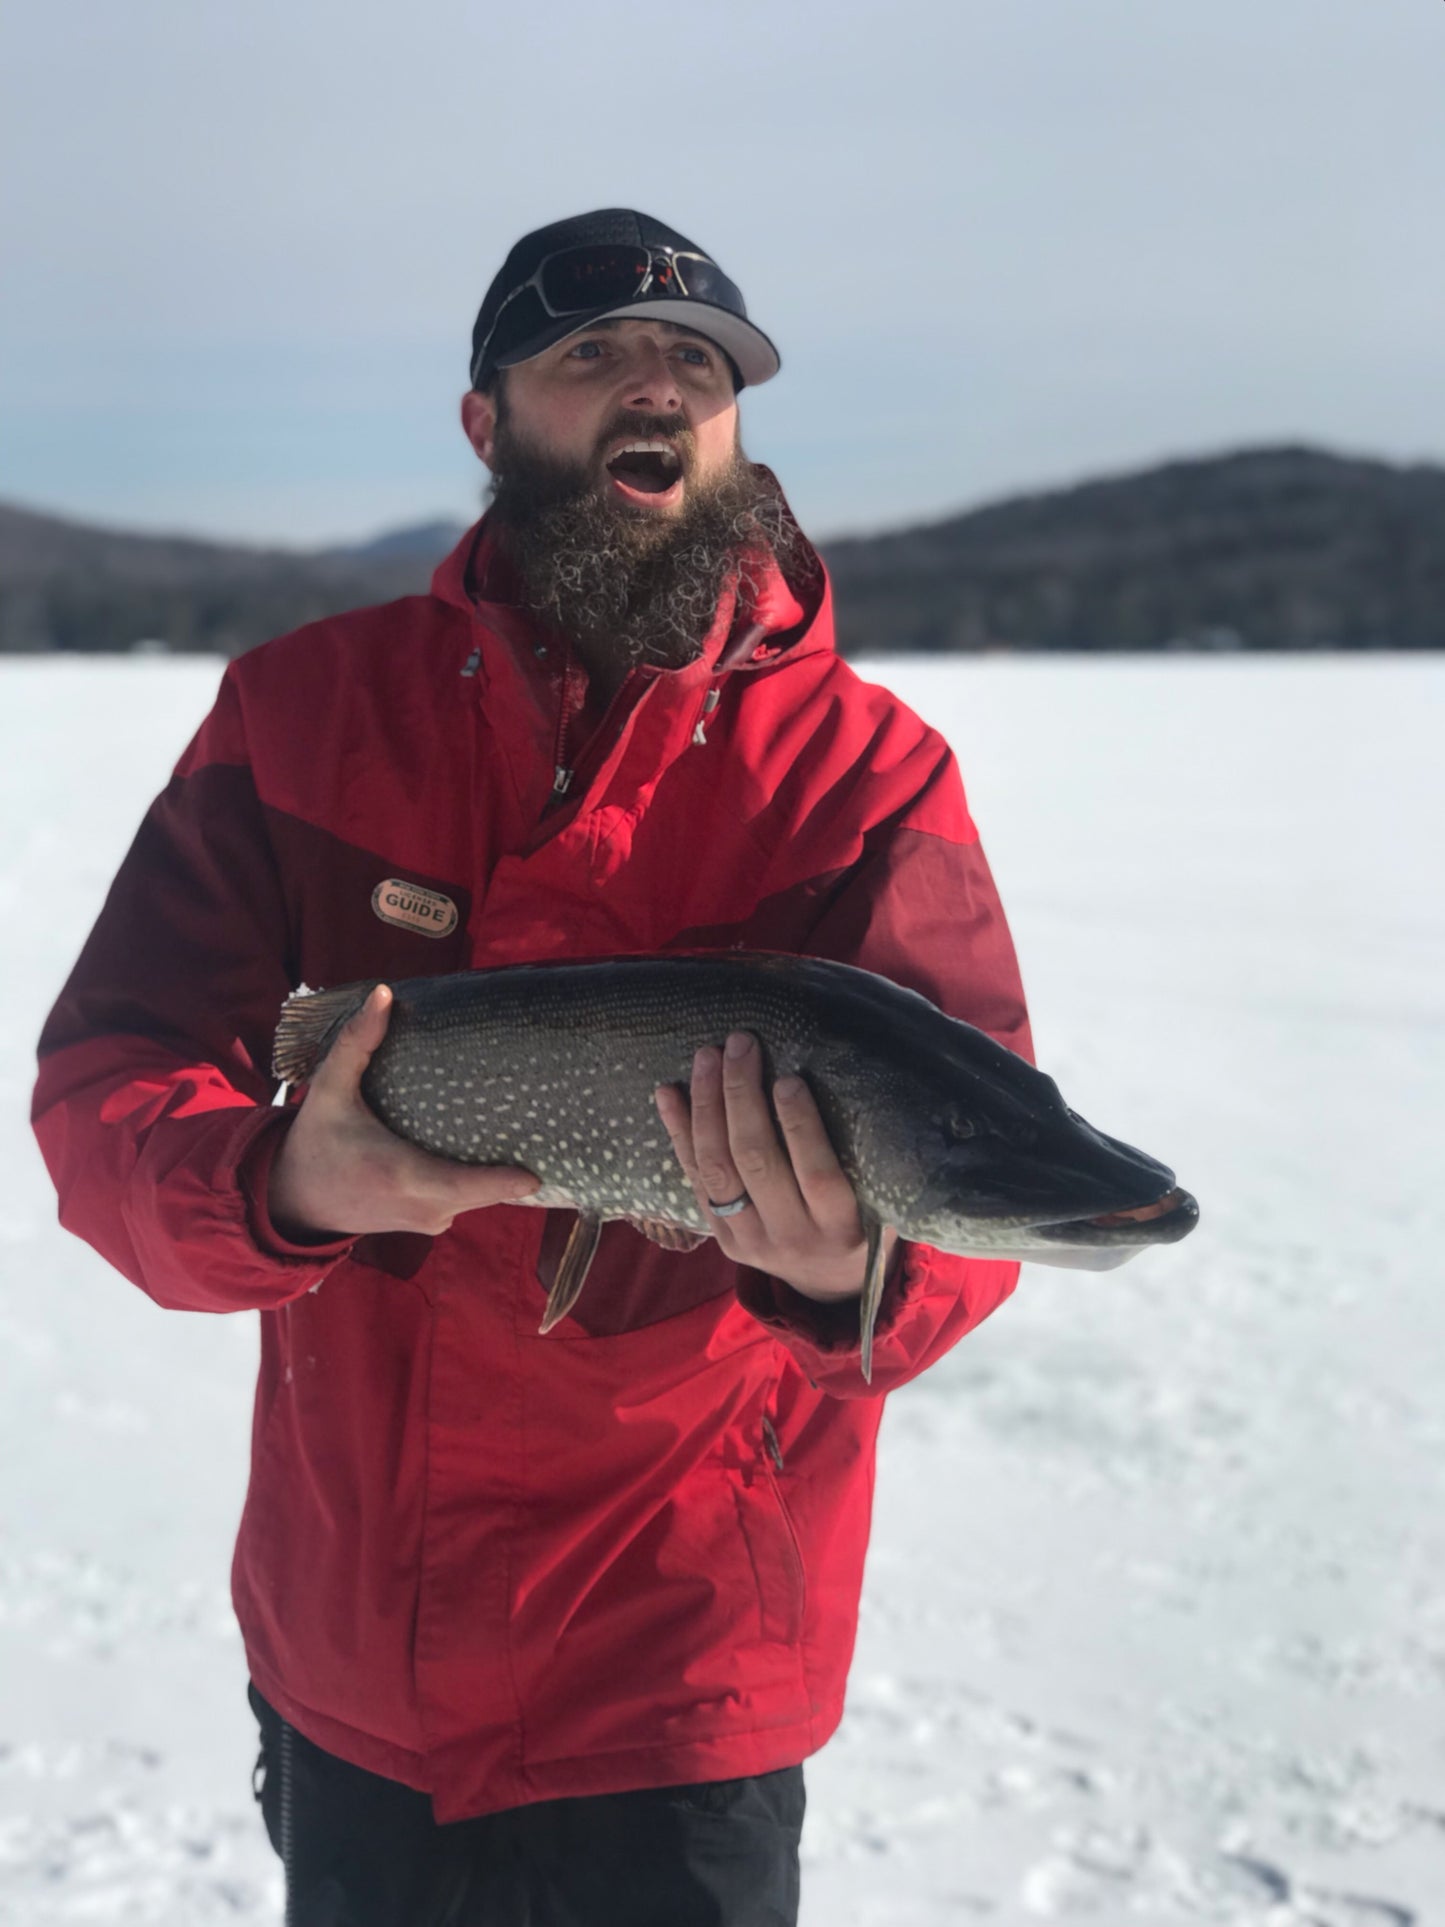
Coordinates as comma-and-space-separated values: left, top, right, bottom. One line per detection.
318, 983, 393, 1093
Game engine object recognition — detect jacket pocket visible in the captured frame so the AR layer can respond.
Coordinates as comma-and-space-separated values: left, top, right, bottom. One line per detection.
732, 1465, 807, 1647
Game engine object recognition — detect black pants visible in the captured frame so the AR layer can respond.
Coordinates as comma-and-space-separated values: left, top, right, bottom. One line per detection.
250, 1685, 804, 1927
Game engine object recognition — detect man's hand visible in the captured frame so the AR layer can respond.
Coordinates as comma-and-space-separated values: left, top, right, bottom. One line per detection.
268, 985, 540, 1242
654, 1032, 897, 1301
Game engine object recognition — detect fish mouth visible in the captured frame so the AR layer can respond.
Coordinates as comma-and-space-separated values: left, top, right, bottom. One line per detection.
1038, 1186, 1200, 1247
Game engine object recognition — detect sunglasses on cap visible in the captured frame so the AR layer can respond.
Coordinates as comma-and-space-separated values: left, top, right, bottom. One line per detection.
471, 243, 743, 384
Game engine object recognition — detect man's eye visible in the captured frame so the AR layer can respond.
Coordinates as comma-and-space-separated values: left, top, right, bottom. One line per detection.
569, 339, 606, 360
677, 346, 710, 367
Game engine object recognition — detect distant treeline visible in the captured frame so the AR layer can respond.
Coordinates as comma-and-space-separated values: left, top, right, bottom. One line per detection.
823, 446, 1445, 654
0, 511, 456, 658
3, 447, 1443, 656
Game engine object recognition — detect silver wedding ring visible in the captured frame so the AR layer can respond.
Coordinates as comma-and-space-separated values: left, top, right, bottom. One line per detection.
708, 1192, 751, 1219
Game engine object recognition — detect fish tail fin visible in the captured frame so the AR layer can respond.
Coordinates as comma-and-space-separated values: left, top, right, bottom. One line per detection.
272, 980, 382, 1085
859, 1217, 888, 1385
539, 1212, 603, 1334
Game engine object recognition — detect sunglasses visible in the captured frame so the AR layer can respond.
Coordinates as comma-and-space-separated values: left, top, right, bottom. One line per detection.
472, 244, 741, 383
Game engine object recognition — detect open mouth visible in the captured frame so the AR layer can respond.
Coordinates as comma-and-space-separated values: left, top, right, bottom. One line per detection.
1044, 1186, 1200, 1246
1087, 1190, 1189, 1228
605, 439, 685, 507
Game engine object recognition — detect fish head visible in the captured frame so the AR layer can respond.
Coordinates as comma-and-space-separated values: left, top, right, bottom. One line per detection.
856, 1026, 1199, 1265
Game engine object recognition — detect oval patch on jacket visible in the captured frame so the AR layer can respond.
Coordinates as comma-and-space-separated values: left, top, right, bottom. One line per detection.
371, 879, 459, 939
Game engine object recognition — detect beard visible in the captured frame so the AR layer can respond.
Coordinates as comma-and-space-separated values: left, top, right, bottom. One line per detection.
484, 402, 807, 673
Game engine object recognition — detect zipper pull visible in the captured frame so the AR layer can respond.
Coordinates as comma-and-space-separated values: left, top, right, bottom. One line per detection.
761, 1414, 784, 1473
552, 766, 574, 796
461, 646, 481, 678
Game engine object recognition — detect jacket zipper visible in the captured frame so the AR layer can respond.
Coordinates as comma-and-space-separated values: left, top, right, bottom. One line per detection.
550, 639, 579, 799
543, 655, 657, 821
543, 615, 743, 819
758, 1413, 808, 1627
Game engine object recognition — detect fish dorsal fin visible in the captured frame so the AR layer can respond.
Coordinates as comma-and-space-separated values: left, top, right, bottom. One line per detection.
859, 1218, 888, 1385
624, 1217, 709, 1254
539, 1212, 603, 1334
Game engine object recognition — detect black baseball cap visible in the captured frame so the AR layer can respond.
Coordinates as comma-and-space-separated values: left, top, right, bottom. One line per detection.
469, 208, 781, 392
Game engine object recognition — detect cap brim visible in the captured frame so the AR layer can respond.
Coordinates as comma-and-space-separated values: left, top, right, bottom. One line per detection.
495, 299, 781, 388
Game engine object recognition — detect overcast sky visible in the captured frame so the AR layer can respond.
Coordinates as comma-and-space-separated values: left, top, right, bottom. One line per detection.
2, 0, 1442, 547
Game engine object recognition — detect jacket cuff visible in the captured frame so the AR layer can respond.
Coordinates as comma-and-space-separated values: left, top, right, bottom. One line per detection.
237, 1108, 357, 1264
735, 1240, 910, 1356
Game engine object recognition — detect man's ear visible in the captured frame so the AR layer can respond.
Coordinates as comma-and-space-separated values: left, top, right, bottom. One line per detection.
461, 389, 499, 470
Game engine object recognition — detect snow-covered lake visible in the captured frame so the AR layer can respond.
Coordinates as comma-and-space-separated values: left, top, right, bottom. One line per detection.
2, 655, 1442, 1925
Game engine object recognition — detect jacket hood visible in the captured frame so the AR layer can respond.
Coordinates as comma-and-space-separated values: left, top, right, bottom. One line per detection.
429, 466, 837, 672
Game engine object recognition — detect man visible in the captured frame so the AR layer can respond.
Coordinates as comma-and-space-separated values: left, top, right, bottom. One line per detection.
33, 209, 1032, 1925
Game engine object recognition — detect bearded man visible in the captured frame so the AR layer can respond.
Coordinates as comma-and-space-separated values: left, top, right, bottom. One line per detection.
33, 209, 1033, 1926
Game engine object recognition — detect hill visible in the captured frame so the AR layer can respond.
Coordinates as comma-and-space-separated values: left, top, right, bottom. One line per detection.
0, 506, 469, 656
2, 446, 1442, 654
822, 446, 1445, 653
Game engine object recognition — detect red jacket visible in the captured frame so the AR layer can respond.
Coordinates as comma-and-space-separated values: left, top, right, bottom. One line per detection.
33, 515, 1032, 1822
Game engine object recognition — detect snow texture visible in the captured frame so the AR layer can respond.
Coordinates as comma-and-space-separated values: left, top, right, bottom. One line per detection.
2, 655, 1441, 1924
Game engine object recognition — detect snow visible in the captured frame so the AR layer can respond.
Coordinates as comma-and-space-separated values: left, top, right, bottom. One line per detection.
3, 654, 1443, 1924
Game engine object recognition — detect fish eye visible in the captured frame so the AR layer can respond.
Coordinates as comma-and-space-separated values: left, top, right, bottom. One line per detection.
942, 1111, 978, 1143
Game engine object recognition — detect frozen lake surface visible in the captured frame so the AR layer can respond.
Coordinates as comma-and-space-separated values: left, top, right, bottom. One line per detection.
2, 654, 1442, 1924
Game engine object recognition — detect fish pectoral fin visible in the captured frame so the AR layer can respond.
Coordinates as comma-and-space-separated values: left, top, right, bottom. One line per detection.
859, 1218, 888, 1386
624, 1216, 710, 1253
539, 1212, 603, 1334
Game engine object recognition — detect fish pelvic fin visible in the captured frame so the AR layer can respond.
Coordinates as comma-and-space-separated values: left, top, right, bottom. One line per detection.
859, 1218, 888, 1386
539, 1212, 603, 1334
624, 1217, 709, 1253
272, 980, 382, 1085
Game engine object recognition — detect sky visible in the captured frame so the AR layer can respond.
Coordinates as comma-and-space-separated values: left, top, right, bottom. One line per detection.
2, 0, 1442, 548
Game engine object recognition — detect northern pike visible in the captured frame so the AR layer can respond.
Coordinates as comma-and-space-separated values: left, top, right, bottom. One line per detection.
272, 953, 1198, 1379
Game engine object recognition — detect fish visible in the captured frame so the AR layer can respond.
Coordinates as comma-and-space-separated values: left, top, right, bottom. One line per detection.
272, 952, 1199, 1380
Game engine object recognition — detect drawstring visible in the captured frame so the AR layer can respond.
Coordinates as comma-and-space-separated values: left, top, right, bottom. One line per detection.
692, 686, 721, 747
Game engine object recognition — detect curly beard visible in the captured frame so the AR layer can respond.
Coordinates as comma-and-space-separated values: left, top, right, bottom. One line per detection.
484, 398, 807, 673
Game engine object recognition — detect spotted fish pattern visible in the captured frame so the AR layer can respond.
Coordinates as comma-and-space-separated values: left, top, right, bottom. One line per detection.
272, 952, 1198, 1378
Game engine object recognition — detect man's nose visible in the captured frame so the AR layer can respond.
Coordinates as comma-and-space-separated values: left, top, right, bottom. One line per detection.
622, 341, 683, 415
